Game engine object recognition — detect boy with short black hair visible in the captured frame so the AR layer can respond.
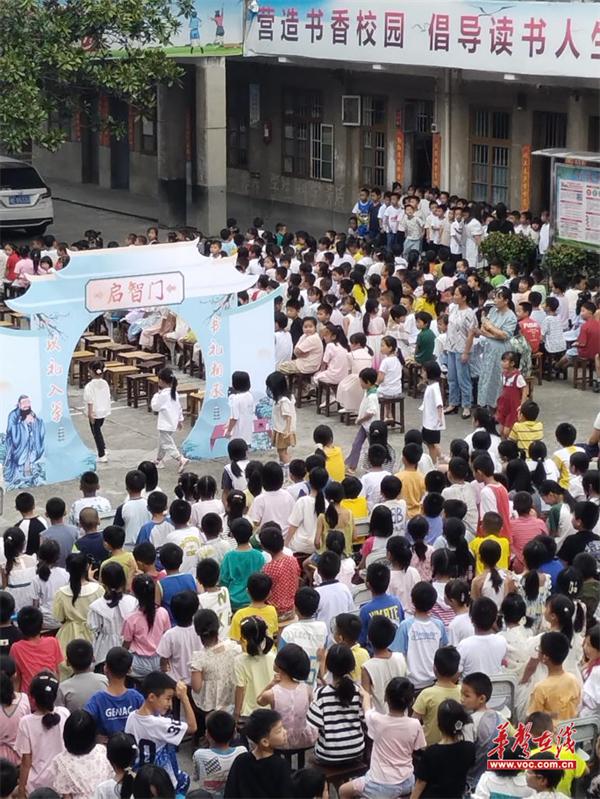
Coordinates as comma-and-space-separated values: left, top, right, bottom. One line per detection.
198, 512, 233, 564
57, 638, 107, 711
220, 518, 267, 611
229, 573, 278, 641
508, 400, 544, 454
75, 507, 108, 565
113, 469, 151, 548
528, 632, 581, 720
68, 471, 112, 527
391, 581, 446, 689
552, 422, 584, 490
526, 753, 571, 797
557, 500, 600, 565
84, 646, 144, 736
157, 590, 201, 692
568, 451, 590, 502
157, 543, 197, 623
358, 562, 404, 647
41, 497, 78, 567
196, 558, 232, 637
395, 443, 426, 518
193, 710, 246, 797
527, 711, 588, 796
361, 616, 407, 712
165, 499, 203, 575
461, 671, 512, 789
10, 606, 63, 693
457, 597, 507, 677
101, 525, 137, 586
14, 491, 47, 555
314, 552, 354, 638
0, 591, 22, 655
374, 475, 407, 537
125, 670, 197, 794
286, 459, 307, 501
137, 490, 173, 547
260, 525, 300, 620
442, 457, 478, 535
224, 709, 291, 798
133, 541, 165, 581
345, 367, 380, 472
278, 587, 327, 686
413, 645, 461, 744
333, 612, 369, 683
361, 445, 392, 511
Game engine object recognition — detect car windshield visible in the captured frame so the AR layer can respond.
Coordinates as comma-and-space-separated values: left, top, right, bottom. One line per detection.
0, 165, 46, 191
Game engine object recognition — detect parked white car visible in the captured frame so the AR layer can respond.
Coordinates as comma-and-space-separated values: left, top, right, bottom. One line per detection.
0, 156, 54, 234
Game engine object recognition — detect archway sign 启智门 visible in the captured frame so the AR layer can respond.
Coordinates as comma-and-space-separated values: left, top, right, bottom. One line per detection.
0, 242, 277, 491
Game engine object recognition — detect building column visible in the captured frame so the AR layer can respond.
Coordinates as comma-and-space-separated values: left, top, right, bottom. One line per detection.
566, 92, 587, 151
446, 70, 469, 196
157, 82, 187, 228
190, 58, 227, 235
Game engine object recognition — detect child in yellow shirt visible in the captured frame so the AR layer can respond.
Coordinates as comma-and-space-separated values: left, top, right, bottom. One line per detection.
341, 476, 368, 519
229, 573, 279, 642
527, 631, 581, 721
508, 399, 544, 455
469, 512, 510, 575
313, 424, 345, 482
333, 612, 369, 682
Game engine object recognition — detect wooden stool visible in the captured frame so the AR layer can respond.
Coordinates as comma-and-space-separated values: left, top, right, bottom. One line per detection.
146, 375, 161, 410
316, 382, 338, 416
106, 365, 139, 399
126, 373, 151, 408
573, 357, 595, 390
287, 373, 314, 408
406, 362, 421, 398
532, 351, 544, 385
81, 333, 111, 350
378, 394, 405, 432
139, 358, 165, 375
69, 350, 95, 384
307, 753, 368, 794
188, 391, 205, 425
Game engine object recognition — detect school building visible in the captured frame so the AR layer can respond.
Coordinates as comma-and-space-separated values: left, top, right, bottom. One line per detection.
33, 1, 600, 232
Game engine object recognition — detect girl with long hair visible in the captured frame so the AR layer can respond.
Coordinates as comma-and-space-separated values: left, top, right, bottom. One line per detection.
221, 438, 250, 503
0, 657, 30, 765
336, 331, 374, 414
287, 466, 328, 558
313, 324, 350, 396
31, 538, 68, 630
363, 298, 386, 368
314, 481, 354, 557
121, 574, 170, 680
471, 540, 516, 609
266, 371, 297, 465
0, 527, 37, 612
88, 561, 138, 666
52, 553, 103, 665
234, 616, 275, 720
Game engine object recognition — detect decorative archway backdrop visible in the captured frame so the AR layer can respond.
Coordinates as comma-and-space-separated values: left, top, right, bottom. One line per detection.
0, 242, 277, 491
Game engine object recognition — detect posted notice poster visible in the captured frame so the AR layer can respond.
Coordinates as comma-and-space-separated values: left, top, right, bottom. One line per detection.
555, 164, 600, 251
244, 0, 600, 78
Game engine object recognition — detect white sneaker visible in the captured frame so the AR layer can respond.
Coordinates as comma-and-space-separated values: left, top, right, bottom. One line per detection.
98, 455, 108, 463
178, 457, 190, 473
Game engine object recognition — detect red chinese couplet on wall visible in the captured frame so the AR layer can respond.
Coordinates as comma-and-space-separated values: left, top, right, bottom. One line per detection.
431, 132, 442, 187
395, 130, 404, 184
521, 144, 532, 210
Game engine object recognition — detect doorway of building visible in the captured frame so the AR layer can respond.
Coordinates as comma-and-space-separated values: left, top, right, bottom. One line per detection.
531, 111, 567, 212
109, 99, 130, 190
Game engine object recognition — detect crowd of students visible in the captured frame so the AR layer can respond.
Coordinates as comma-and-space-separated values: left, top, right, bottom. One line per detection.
1, 193, 600, 799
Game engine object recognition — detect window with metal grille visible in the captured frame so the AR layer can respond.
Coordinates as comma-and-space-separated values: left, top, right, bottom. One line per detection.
282, 89, 327, 179
533, 111, 567, 149
360, 96, 386, 188
227, 84, 249, 168
470, 109, 511, 204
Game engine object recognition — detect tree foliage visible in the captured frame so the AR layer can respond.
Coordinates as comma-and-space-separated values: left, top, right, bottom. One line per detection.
0, 0, 193, 153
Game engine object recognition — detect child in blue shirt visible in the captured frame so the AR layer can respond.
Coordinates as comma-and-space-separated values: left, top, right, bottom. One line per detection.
423, 492, 444, 546
156, 543, 197, 623
135, 491, 171, 546
358, 562, 404, 647
392, 581, 447, 689
84, 646, 143, 736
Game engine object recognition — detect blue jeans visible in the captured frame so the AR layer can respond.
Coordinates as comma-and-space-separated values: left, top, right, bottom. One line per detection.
386, 232, 397, 251
354, 773, 415, 799
447, 350, 472, 408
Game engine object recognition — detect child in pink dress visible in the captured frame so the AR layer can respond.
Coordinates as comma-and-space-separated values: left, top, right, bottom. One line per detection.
0, 661, 30, 764
256, 643, 317, 749
52, 710, 114, 798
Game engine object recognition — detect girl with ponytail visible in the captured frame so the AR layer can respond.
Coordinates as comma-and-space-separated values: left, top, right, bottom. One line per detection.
335, 330, 374, 415
32, 539, 68, 630
363, 297, 386, 368
16, 671, 70, 794
314, 481, 353, 556
1, 527, 36, 612
497, 592, 532, 680
518, 593, 585, 719
313, 323, 350, 390
471, 539, 516, 609
150, 366, 188, 472
0, 657, 30, 765
95, 732, 138, 799
526, 440, 560, 496
53, 553, 103, 663
515, 539, 552, 633
287, 466, 328, 557
222, 438, 250, 502
445, 579, 473, 645
235, 616, 275, 720
88, 562, 138, 666
122, 574, 170, 680
307, 643, 365, 765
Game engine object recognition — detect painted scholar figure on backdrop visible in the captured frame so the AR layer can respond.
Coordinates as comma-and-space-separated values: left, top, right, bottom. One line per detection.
4, 394, 46, 489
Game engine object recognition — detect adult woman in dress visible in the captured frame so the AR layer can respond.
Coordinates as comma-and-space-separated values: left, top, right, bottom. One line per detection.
444, 284, 478, 419
477, 287, 517, 410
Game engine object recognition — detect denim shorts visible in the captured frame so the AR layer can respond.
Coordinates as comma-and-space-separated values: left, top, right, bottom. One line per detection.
352, 773, 415, 799
131, 653, 160, 678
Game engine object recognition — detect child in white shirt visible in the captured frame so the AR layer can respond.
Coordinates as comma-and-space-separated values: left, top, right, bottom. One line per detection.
224, 371, 255, 446
419, 362, 445, 464
375, 475, 408, 537
377, 336, 404, 424
150, 368, 188, 472
360, 445, 392, 512
346, 367, 380, 472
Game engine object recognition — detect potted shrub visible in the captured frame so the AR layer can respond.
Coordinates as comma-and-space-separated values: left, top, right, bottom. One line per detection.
543, 243, 595, 280
480, 232, 537, 266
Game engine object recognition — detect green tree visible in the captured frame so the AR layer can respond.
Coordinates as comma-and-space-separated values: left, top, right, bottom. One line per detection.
0, 0, 193, 153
